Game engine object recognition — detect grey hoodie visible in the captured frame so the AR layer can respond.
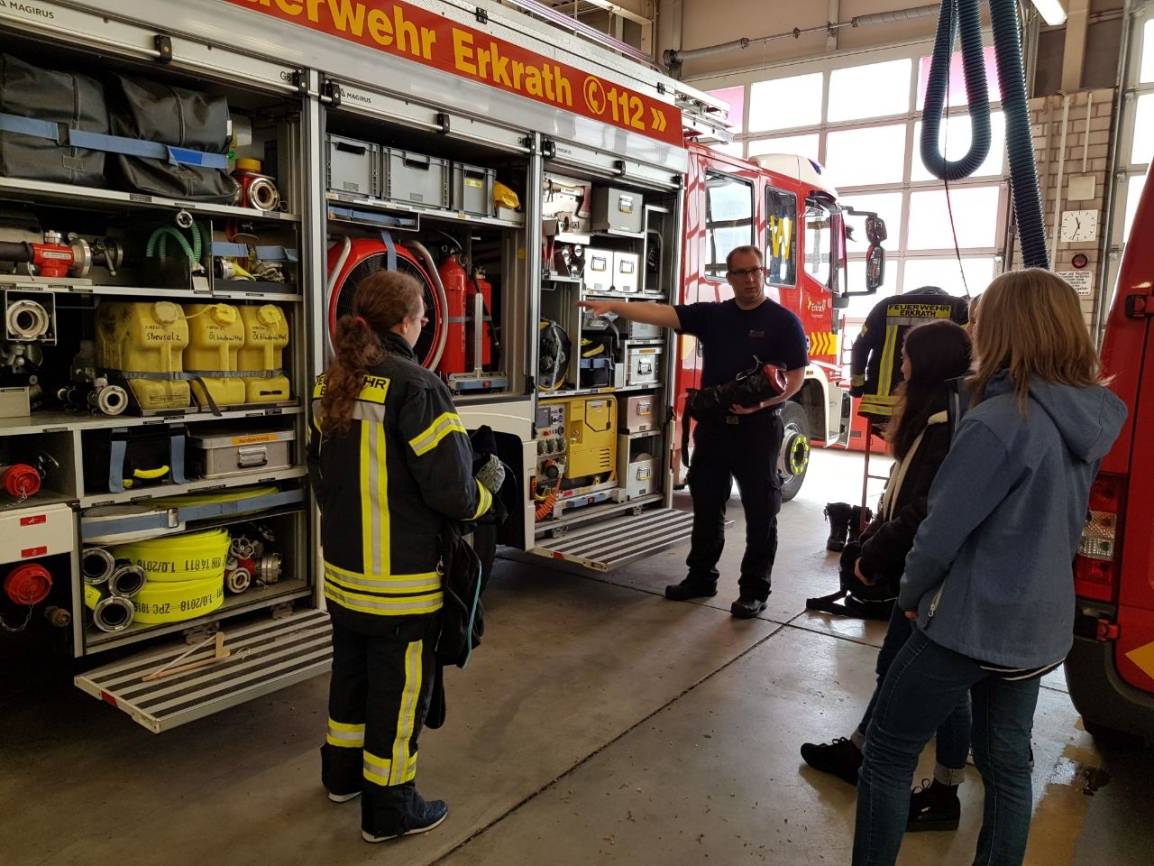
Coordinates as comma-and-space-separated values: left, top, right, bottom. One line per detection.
900, 372, 1127, 668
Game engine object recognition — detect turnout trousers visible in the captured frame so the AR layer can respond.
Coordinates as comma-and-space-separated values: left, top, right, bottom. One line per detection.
686, 411, 784, 600
321, 609, 438, 835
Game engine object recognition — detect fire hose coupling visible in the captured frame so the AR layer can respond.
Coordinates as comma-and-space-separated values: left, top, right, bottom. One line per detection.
5, 298, 52, 341
4, 562, 53, 607
108, 561, 146, 598
82, 547, 117, 586
0, 462, 42, 499
225, 560, 252, 594
256, 553, 282, 585
85, 584, 135, 633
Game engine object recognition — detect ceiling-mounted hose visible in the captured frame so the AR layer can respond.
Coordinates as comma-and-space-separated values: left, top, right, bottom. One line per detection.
920, 0, 991, 180
922, 0, 1049, 269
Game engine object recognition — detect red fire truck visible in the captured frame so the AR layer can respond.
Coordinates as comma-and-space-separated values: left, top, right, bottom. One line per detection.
1066, 168, 1154, 742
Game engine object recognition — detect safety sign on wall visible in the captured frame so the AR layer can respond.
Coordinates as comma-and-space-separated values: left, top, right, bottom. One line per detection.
225, 0, 683, 146
1057, 270, 1093, 298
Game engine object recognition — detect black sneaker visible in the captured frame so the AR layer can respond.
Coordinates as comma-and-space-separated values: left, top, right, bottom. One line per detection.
906, 779, 960, 832
664, 578, 718, 601
800, 737, 862, 786
730, 595, 767, 618
362, 799, 449, 843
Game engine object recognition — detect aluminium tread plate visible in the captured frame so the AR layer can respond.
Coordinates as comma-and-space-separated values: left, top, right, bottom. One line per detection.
529, 507, 693, 572
74, 609, 331, 733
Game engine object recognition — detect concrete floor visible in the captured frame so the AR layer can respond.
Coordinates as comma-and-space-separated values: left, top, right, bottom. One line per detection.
2, 450, 1151, 865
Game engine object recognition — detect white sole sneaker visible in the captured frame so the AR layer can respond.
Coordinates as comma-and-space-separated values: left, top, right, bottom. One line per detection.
328, 791, 361, 804
361, 811, 448, 843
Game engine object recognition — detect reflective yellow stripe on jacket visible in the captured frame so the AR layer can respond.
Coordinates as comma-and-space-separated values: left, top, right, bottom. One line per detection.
408, 411, 468, 457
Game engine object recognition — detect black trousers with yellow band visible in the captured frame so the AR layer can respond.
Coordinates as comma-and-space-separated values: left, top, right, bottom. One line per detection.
321, 608, 438, 835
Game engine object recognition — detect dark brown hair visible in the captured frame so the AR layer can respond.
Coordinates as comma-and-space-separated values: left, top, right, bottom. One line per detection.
888, 319, 972, 462
726, 245, 764, 271
320, 270, 424, 434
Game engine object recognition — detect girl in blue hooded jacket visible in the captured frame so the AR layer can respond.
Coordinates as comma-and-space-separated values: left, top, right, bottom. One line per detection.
851, 269, 1127, 866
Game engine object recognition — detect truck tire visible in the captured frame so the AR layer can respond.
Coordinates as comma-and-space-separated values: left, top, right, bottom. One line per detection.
778, 401, 810, 502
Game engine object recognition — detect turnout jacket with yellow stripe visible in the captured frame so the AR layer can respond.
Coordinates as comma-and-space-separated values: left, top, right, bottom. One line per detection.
850, 288, 968, 418
308, 332, 491, 620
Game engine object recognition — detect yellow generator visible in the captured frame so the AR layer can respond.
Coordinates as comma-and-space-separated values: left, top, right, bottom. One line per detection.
184, 303, 247, 409
237, 305, 291, 403
95, 301, 190, 411
536, 394, 617, 493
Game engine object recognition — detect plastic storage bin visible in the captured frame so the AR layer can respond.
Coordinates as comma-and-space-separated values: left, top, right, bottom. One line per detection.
326, 135, 378, 197
383, 149, 449, 208
451, 163, 495, 216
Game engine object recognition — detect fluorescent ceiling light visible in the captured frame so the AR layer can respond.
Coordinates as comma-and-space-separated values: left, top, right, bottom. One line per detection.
1031, 0, 1068, 26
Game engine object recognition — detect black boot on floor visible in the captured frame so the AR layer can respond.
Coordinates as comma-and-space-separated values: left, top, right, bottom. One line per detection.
824, 502, 853, 552
848, 506, 873, 545
730, 595, 767, 618
907, 779, 961, 832
664, 577, 718, 601
799, 737, 863, 786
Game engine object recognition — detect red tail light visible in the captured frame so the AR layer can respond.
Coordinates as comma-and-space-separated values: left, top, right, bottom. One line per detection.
1074, 473, 1125, 602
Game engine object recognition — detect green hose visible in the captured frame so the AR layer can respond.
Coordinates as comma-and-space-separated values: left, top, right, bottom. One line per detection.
146, 224, 203, 265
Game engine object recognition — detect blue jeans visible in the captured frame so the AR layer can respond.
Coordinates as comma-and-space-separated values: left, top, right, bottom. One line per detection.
855, 605, 971, 785
853, 627, 1041, 866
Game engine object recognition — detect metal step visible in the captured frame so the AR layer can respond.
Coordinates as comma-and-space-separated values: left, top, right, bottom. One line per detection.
74, 609, 331, 733
529, 506, 693, 572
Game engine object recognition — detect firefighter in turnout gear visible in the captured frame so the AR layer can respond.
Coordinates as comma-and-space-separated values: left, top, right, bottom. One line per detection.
308, 271, 499, 843
850, 286, 968, 422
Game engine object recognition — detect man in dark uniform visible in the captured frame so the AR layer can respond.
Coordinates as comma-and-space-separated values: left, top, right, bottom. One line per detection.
579, 245, 807, 618
851, 285, 969, 423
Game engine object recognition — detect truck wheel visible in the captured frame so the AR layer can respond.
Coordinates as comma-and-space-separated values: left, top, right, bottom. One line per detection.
1083, 717, 1144, 747
778, 401, 810, 503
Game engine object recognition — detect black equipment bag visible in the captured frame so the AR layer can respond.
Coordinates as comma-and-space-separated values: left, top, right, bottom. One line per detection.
0, 54, 109, 186
109, 76, 238, 203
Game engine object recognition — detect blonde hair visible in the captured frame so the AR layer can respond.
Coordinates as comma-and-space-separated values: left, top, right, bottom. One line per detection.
970, 268, 1103, 411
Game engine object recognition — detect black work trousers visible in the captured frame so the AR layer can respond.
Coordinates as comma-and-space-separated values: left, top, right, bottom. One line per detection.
321, 610, 437, 835
685, 411, 784, 601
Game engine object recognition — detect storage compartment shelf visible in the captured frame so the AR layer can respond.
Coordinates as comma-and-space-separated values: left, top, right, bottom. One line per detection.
0, 491, 75, 514
80, 467, 307, 508
83, 578, 312, 654
555, 383, 662, 398
0, 176, 300, 222
324, 191, 523, 229
0, 282, 303, 303
0, 405, 303, 436
81, 493, 306, 544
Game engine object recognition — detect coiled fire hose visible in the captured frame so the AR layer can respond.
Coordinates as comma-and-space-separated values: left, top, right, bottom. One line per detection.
111, 529, 230, 624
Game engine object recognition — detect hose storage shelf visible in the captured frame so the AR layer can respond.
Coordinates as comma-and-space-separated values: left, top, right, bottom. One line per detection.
0, 281, 303, 303
84, 576, 310, 654
81, 491, 306, 544
324, 191, 524, 230
0, 405, 303, 437
79, 467, 307, 509
0, 176, 300, 223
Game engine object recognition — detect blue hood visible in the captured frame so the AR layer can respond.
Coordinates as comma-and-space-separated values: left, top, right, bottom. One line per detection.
986, 373, 1126, 463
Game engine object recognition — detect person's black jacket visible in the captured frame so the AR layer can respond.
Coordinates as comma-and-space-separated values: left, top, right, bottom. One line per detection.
854, 409, 952, 586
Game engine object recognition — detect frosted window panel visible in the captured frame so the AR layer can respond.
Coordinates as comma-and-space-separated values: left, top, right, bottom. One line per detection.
907, 186, 1001, 249
917, 47, 1002, 109
845, 262, 896, 319
838, 192, 904, 251
1142, 19, 1154, 84
902, 257, 996, 297
748, 73, 823, 132
825, 124, 906, 188
707, 86, 745, 132
1123, 174, 1148, 243
1131, 93, 1154, 165
747, 134, 821, 163
912, 111, 1006, 181
828, 59, 912, 122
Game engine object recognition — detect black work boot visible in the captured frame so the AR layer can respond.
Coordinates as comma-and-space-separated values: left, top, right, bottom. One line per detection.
800, 737, 863, 786
848, 506, 873, 545
824, 502, 853, 552
665, 577, 718, 602
730, 595, 767, 618
907, 779, 961, 832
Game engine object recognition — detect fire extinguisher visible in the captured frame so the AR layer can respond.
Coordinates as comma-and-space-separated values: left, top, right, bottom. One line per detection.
467, 267, 494, 370
437, 252, 469, 376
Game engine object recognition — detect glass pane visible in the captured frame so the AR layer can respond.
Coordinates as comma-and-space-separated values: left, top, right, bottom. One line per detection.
907, 186, 1001, 249
766, 188, 798, 287
747, 133, 820, 163
706, 85, 745, 132
902, 257, 996, 297
803, 202, 833, 286
912, 111, 1006, 181
824, 124, 906, 188
1131, 93, 1154, 165
917, 46, 1002, 109
845, 273, 895, 320
748, 73, 823, 132
828, 59, 912, 122
838, 192, 904, 252
1142, 19, 1154, 84
1123, 174, 1148, 243
708, 141, 744, 158
704, 172, 754, 277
